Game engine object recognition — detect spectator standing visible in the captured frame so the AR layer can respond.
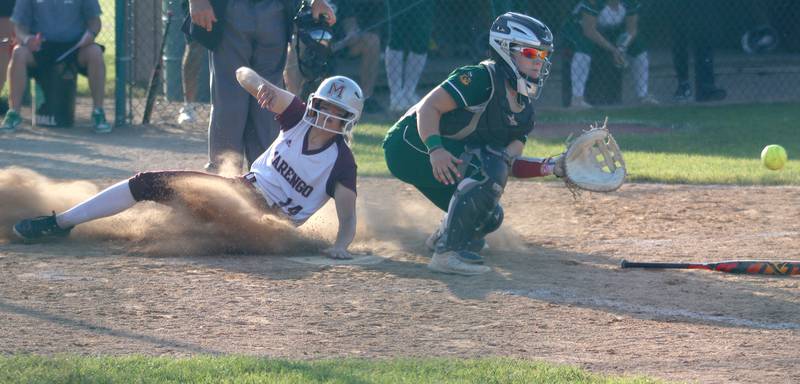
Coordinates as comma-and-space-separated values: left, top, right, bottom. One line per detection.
384, 0, 432, 113
0, 0, 14, 115
668, 0, 726, 102
563, 0, 657, 109
1, 0, 109, 133
189, 0, 335, 172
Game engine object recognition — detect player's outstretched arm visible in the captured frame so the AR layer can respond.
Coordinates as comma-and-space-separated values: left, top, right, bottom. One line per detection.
324, 183, 357, 259
418, 87, 462, 185
235, 66, 294, 115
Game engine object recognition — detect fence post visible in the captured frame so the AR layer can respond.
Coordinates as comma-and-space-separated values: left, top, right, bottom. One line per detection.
114, 0, 128, 126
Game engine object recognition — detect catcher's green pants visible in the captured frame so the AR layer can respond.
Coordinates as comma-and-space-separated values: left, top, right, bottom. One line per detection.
383, 116, 467, 211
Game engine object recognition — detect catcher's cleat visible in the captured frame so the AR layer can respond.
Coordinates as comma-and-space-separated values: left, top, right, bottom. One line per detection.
13, 212, 73, 242
425, 227, 441, 251
428, 251, 491, 276
425, 228, 488, 256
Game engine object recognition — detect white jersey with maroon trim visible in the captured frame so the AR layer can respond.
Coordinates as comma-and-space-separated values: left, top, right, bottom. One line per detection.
249, 97, 357, 225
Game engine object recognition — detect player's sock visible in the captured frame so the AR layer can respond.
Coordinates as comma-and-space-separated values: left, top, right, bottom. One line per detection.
571, 52, 591, 98
631, 52, 649, 98
385, 47, 404, 110
403, 52, 427, 106
56, 179, 137, 228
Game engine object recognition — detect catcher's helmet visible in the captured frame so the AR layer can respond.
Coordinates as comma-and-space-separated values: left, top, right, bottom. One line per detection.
294, 5, 334, 80
741, 25, 779, 54
304, 76, 364, 139
489, 12, 554, 99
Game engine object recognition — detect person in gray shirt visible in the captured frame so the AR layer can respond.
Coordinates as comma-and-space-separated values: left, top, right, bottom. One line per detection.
0, 0, 110, 134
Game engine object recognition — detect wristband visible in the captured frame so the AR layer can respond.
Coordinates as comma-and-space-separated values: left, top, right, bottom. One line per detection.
424, 134, 443, 153
427, 144, 444, 154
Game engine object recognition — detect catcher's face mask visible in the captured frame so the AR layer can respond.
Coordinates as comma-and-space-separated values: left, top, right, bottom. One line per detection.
489, 12, 554, 100
294, 6, 334, 79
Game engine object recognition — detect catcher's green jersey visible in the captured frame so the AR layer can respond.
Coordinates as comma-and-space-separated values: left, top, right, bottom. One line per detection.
382, 62, 535, 210
386, 62, 530, 145
419, 63, 493, 140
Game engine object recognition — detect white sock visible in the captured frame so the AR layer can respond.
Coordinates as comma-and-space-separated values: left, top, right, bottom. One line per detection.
384, 48, 405, 106
56, 179, 137, 228
571, 52, 592, 98
403, 52, 427, 105
631, 52, 649, 98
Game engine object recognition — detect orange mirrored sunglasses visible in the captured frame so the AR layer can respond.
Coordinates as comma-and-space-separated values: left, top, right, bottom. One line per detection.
513, 46, 550, 60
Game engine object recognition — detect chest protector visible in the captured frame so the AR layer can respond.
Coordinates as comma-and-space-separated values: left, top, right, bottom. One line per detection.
471, 61, 536, 147
436, 62, 535, 144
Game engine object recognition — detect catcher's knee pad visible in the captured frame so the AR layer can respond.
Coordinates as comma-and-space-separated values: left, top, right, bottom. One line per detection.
439, 177, 497, 252
439, 149, 509, 252
477, 204, 504, 238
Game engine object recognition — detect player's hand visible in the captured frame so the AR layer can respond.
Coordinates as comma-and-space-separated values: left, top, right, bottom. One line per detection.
78, 30, 95, 48
26, 33, 43, 52
612, 48, 627, 67
256, 84, 276, 110
189, 0, 217, 32
310, 0, 336, 25
323, 246, 352, 260
429, 148, 462, 185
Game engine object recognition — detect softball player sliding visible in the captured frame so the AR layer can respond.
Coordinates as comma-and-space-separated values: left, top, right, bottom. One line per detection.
13, 75, 365, 260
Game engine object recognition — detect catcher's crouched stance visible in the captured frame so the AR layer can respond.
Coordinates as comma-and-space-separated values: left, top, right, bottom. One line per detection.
13, 70, 365, 260
383, 13, 625, 276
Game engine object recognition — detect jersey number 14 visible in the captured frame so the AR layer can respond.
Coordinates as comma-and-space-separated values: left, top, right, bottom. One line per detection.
278, 197, 303, 216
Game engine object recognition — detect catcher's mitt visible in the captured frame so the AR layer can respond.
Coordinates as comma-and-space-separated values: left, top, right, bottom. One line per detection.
558, 118, 626, 194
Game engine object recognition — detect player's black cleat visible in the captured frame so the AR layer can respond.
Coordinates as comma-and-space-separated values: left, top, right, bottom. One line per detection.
13, 212, 73, 242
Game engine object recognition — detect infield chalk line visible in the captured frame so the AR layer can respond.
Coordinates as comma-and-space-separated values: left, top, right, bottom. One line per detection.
501, 288, 800, 330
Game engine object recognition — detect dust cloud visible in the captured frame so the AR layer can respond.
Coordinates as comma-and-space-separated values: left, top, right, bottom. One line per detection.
1, 167, 526, 256
304, 187, 527, 256
0, 167, 324, 255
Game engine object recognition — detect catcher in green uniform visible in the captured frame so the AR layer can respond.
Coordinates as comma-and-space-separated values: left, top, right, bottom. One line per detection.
383, 13, 563, 276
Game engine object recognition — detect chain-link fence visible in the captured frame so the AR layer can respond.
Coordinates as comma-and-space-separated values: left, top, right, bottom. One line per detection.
116, 0, 800, 127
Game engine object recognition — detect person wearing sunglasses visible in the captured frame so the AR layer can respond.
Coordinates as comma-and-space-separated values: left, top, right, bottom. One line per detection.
383, 12, 562, 275
562, 0, 658, 109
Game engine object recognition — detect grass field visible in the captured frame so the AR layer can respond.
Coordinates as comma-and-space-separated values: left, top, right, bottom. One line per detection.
353, 103, 800, 185
0, 356, 664, 384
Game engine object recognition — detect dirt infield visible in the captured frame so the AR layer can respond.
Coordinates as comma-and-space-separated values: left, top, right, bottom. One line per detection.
1, 123, 798, 384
